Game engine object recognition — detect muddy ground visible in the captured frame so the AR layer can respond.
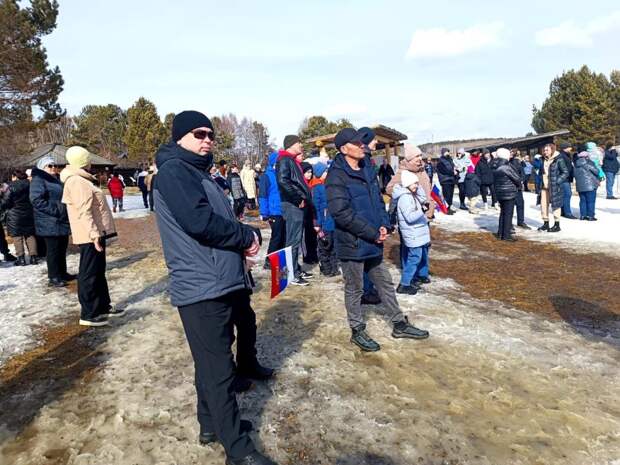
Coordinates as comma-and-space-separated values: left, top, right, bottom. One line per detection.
0, 215, 618, 465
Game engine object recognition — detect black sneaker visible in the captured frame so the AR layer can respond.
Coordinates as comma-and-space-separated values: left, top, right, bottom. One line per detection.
548, 223, 561, 233
101, 305, 125, 318
226, 451, 278, 465
538, 221, 550, 231
290, 277, 309, 286
200, 419, 253, 445
517, 223, 531, 230
300, 271, 314, 279
396, 284, 418, 295
587, 217, 598, 221
392, 317, 429, 340
79, 315, 109, 327
238, 361, 275, 381
48, 278, 68, 288
361, 293, 381, 305
416, 276, 431, 285
2, 252, 17, 262
350, 325, 380, 352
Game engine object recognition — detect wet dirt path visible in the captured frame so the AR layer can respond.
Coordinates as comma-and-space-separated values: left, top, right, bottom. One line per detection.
1, 218, 618, 465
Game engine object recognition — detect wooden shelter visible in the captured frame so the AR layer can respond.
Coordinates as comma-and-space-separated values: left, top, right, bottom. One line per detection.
305, 124, 408, 158
16, 144, 117, 169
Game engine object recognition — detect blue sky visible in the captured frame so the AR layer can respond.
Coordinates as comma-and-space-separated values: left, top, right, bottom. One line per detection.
44, 0, 619, 146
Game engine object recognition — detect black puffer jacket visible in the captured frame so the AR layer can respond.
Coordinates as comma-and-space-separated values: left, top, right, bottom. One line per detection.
464, 172, 480, 197
544, 153, 569, 210
574, 157, 600, 193
437, 155, 457, 185
493, 159, 520, 201
602, 149, 619, 174
0, 179, 35, 237
29, 168, 70, 237
560, 151, 574, 182
276, 151, 311, 206
475, 157, 494, 185
509, 158, 524, 191
326, 153, 389, 261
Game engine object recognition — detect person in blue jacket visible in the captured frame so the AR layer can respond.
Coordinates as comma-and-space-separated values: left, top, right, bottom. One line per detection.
310, 162, 339, 276
258, 152, 286, 269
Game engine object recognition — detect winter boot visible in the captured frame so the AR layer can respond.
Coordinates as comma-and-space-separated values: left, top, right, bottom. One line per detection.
2, 252, 17, 262
548, 222, 561, 233
350, 325, 380, 352
237, 360, 275, 380
200, 420, 253, 446
392, 316, 430, 340
396, 284, 418, 295
112, 206, 116, 213
226, 451, 278, 465
14, 255, 26, 266
29, 256, 39, 265
537, 221, 550, 232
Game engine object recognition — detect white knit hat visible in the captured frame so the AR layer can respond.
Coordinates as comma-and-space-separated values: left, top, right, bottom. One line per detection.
401, 170, 419, 188
496, 148, 511, 160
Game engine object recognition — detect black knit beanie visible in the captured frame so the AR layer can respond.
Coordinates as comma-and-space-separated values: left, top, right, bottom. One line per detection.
172, 111, 214, 142
283, 135, 300, 150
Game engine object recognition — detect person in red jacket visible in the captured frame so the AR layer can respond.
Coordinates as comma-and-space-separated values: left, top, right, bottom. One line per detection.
107, 173, 125, 212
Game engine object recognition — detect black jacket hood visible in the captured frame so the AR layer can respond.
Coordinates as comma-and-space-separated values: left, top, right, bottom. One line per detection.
155, 142, 213, 172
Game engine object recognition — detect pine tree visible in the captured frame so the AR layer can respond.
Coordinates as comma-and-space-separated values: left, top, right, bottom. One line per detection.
610, 70, 620, 143
124, 97, 165, 163
163, 112, 175, 141
70, 104, 127, 159
532, 66, 616, 146
0, 0, 64, 158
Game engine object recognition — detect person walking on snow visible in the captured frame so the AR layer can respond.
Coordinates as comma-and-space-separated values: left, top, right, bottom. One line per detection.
107, 172, 125, 213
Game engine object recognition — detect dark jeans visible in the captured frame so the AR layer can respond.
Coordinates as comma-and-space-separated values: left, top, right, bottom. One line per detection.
480, 183, 496, 206
340, 257, 406, 330
317, 231, 339, 275
579, 190, 597, 218
523, 173, 532, 191
514, 191, 524, 225
605, 172, 616, 197
233, 198, 245, 218
44, 235, 69, 280
265, 215, 287, 265
302, 207, 318, 264
441, 183, 455, 208
0, 222, 9, 255
148, 190, 154, 211
458, 182, 466, 207
561, 182, 572, 216
112, 197, 123, 210
78, 240, 110, 320
140, 187, 149, 208
178, 291, 255, 461
498, 199, 515, 239
281, 201, 304, 278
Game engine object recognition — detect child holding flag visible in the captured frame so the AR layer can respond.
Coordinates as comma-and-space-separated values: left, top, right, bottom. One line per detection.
392, 171, 431, 295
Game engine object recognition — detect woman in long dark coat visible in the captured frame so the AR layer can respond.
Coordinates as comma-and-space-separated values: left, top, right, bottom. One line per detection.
0, 170, 37, 265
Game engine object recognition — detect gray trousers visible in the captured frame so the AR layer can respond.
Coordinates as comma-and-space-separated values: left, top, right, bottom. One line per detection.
340, 257, 406, 330
281, 201, 304, 277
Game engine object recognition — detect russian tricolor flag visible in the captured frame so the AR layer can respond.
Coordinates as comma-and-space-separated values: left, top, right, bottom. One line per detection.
267, 247, 296, 298
431, 184, 449, 214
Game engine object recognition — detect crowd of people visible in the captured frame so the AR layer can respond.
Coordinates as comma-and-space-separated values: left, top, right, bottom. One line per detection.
1, 108, 618, 464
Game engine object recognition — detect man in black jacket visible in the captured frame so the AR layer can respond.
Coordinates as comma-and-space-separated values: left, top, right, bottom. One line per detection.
436, 148, 457, 214
509, 150, 531, 230
603, 144, 619, 199
558, 142, 577, 219
326, 128, 429, 353
154, 111, 277, 465
276, 135, 313, 286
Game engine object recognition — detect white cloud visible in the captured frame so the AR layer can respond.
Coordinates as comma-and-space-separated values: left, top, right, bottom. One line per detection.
406, 21, 505, 59
536, 10, 620, 47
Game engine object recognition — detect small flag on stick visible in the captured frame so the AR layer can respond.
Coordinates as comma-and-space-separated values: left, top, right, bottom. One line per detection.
267, 247, 295, 298
431, 184, 449, 214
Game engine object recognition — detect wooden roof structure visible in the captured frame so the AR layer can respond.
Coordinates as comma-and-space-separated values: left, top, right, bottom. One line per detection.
16, 144, 117, 168
305, 124, 408, 152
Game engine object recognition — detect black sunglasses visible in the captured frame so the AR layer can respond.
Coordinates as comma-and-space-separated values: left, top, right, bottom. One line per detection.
192, 129, 215, 141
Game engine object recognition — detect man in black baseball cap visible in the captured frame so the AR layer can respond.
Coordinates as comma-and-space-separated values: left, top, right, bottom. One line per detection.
153, 110, 277, 465
326, 128, 429, 352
